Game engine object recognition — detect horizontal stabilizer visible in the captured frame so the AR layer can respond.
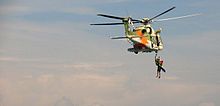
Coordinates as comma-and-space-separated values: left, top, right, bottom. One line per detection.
90, 23, 124, 25
110, 36, 129, 39
110, 35, 148, 39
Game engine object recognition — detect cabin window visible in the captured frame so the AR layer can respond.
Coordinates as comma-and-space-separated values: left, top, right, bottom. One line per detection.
146, 27, 152, 34
142, 29, 147, 34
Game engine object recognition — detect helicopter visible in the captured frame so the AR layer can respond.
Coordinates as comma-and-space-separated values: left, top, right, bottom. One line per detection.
91, 6, 200, 54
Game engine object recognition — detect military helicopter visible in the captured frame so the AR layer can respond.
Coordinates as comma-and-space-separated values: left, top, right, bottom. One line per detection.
91, 6, 200, 54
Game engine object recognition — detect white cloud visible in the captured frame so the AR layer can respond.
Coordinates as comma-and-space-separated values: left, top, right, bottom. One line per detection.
164, 76, 179, 80
0, 0, 129, 16
0, 72, 128, 106
0, 3, 30, 15
37, 74, 54, 84
199, 102, 215, 106
0, 56, 44, 62
1, 68, 220, 106
0, 57, 19, 62
54, 96, 74, 106
64, 63, 123, 70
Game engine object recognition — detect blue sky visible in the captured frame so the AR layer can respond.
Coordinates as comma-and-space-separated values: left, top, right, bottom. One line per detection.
0, 0, 220, 106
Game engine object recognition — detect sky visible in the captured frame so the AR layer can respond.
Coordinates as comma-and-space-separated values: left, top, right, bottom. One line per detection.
0, 0, 220, 106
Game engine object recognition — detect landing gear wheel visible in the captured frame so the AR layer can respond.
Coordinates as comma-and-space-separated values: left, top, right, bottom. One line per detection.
134, 52, 138, 54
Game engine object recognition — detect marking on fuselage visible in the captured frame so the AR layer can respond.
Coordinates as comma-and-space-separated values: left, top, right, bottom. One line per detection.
136, 29, 148, 45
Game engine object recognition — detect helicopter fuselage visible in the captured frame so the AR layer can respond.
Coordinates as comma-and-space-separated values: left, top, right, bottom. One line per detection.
124, 21, 163, 54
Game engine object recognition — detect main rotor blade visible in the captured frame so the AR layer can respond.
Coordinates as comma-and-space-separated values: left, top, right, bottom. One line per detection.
154, 13, 202, 22
149, 6, 176, 21
97, 14, 125, 20
90, 22, 124, 25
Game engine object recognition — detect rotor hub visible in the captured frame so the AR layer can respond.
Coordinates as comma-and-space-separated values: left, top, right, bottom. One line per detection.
141, 18, 150, 25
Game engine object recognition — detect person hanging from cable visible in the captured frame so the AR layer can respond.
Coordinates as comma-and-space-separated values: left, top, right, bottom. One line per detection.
155, 53, 166, 79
